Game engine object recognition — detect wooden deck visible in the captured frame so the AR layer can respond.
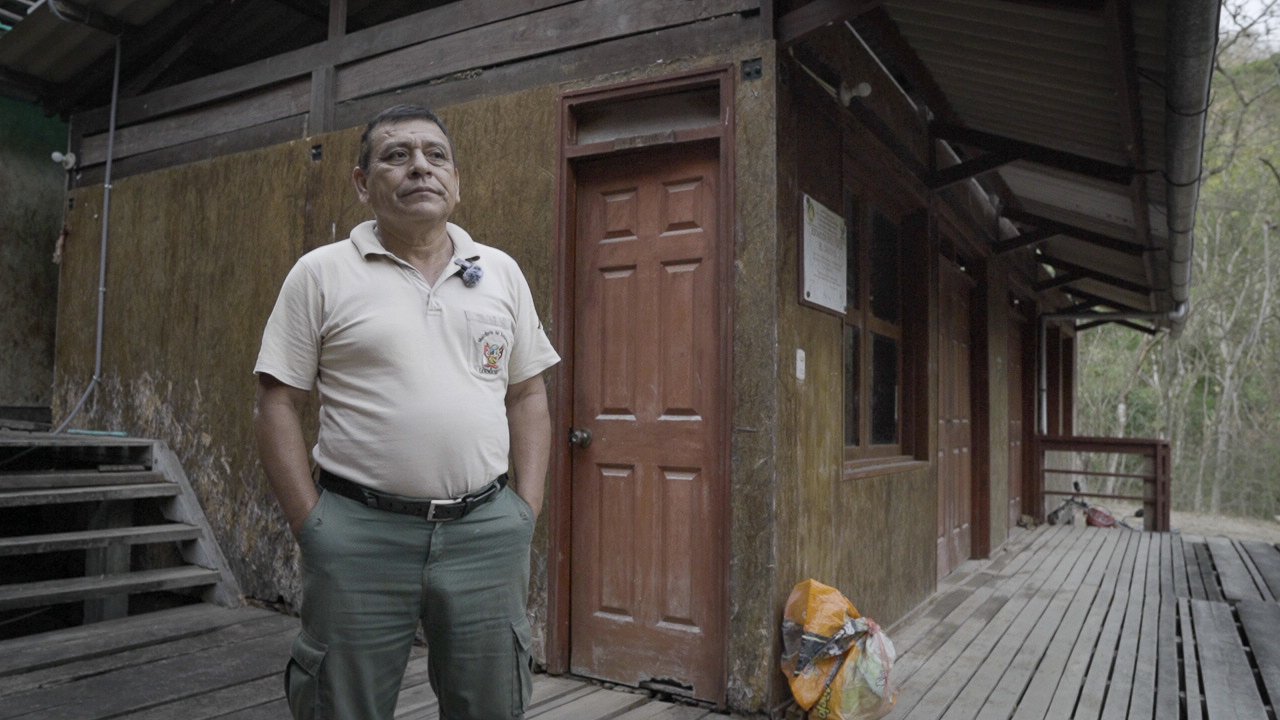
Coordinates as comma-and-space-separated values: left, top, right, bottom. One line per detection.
4, 524, 1279, 719
0, 603, 717, 720
886, 524, 1280, 720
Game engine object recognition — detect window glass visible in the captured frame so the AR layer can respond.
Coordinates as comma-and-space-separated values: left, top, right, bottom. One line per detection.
871, 333, 899, 445
870, 211, 900, 323
844, 325, 860, 447
845, 192, 859, 311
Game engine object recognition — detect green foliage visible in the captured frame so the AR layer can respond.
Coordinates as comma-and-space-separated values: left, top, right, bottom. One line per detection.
1077, 40, 1280, 520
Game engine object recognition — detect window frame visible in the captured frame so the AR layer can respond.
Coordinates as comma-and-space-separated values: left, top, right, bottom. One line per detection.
841, 166, 910, 464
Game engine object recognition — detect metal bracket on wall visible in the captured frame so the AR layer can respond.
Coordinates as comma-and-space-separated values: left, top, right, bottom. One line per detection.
741, 58, 763, 81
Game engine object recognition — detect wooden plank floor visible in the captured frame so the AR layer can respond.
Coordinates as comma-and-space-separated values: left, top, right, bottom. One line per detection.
6, 526, 1280, 719
0, 605, 717, 720
887, 525, 1280, 719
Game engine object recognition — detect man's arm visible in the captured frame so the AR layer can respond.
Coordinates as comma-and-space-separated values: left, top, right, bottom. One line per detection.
254, 373, 317, 537
506, 375, 552, 520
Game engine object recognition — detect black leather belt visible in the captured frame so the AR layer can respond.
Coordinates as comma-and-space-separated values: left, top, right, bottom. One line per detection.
318, 468, 508, 522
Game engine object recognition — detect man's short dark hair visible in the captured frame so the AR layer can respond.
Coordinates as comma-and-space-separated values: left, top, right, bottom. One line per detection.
358, 105, 456, 171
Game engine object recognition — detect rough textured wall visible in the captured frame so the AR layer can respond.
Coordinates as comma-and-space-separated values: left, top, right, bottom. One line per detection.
52, 37, 786, 715
1, 98, 66, 411
55, 141, 313, 606
52, 87, 563, 608
726, 43, 783, 712
440, 87, 563, 662
773, 58, 937, 667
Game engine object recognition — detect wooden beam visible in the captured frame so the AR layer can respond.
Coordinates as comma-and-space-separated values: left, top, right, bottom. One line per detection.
1004, 207, 1148, 256
72, 11, 760, 184
1062, 299, 1102, 314
75, 0, 581, 135
855, 7, 1021, 209
992, 226, 1056, 255
77, 0, 755, 163
1103, 0, 1156, 284
1035, 272, 1083, 292
1076, 318, 1157, 334
930, 120, 1135, 185
1061, 287, 1144, 314
308, 0, 345, 135
776, 0, 880, 45
72, 115, 307, 187
334, 0, 756, 103
309, 66, 336, 135
119, 2, 234, 98
269, 0, 330, 25
79, 79, 311, 165
47, 0, 125, 35
52, 0, 220, 114
999, 0, 1106, 10
1040, 255, 1151, 295
928, 149, 1019, 190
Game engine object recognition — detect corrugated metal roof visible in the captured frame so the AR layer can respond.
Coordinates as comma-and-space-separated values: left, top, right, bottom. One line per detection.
875, 0, 1200, 328
2, 0, 1215, 331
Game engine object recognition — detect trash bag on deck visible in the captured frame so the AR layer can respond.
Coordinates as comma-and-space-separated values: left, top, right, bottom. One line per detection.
780, 579, 898, 720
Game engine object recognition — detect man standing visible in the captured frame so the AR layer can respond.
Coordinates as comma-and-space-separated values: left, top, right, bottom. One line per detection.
254, 104, 559, 720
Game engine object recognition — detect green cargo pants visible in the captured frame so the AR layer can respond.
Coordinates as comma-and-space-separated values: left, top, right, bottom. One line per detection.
284, 484, 536, 719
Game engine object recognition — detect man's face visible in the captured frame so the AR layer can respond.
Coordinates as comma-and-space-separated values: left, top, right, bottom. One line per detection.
352, 119, 460, 228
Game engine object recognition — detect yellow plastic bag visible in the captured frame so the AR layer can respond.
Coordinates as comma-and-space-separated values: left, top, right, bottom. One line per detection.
780, 579, 897, 720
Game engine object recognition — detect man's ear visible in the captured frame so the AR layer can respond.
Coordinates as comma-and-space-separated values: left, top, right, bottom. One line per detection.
352, 166, 370, 203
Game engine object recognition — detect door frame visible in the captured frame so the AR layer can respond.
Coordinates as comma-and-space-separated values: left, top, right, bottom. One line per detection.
546, 67, 736, 696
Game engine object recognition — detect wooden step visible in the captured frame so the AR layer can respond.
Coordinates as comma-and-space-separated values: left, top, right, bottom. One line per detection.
0, 470, 164, 491
0, 566, 221, 611
0, 524, 202, 557
0, 483, 179, 508
0, 431, 153, 448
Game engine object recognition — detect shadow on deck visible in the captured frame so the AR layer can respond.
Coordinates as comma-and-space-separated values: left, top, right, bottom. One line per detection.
4, 524, 1279, 719
886, 524, 1280, 720
0, 603, 721, 719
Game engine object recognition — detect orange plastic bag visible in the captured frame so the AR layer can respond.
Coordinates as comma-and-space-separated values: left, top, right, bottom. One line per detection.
781, 579, 897, 720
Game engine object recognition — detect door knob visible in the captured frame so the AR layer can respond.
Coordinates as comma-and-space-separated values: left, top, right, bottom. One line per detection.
569, 428, 592, 448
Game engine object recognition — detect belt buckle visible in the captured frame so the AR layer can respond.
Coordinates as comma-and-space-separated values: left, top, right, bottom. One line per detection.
425, 498, 458, 522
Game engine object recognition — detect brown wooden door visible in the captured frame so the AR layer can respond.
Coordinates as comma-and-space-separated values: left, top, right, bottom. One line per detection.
1008, 317, 1026, 535
569, 142, 724, 702
937, 260, 973, 579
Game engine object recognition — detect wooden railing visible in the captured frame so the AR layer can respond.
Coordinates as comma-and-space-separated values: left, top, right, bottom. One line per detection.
1032, 435, 1171, 532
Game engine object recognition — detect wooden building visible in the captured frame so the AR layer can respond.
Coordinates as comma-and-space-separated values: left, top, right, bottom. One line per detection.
0, 0, 1218, 713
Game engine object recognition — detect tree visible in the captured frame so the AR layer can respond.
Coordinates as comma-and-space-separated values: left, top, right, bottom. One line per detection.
1077, 1, 1280, 519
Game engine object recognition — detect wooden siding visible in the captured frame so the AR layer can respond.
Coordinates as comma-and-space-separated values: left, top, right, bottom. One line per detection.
52, 34, 782, 712
68, 0, 765, 185
774, 49, 937, 676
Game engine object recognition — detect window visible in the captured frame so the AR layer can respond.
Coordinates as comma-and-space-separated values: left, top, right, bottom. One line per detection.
843, 184, 906, 460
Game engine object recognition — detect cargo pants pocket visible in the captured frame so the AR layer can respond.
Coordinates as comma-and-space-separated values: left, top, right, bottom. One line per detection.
284, 630, 328, 720
512, 620, 533, 717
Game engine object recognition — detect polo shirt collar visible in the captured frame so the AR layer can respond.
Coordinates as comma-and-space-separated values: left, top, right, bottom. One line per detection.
350, 220, 481, 263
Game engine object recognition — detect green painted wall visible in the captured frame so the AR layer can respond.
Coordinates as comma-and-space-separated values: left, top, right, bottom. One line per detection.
0, 98, 66, 413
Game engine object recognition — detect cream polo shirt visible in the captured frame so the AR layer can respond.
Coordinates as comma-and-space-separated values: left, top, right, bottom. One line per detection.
255, 220, 559, 498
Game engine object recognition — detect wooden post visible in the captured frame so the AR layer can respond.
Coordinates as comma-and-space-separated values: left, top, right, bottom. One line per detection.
83, 500, 132, 623
307, 0, 346, 135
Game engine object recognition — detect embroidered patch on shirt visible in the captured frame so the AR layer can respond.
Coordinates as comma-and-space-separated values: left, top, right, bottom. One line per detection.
476, 329, 509, 376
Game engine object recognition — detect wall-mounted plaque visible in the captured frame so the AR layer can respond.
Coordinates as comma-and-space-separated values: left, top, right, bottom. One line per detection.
800, 193, 847, 316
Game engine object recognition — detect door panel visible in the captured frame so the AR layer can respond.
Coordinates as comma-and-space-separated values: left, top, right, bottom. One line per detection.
937, 260, 973, 579
570, 143, 724, 702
